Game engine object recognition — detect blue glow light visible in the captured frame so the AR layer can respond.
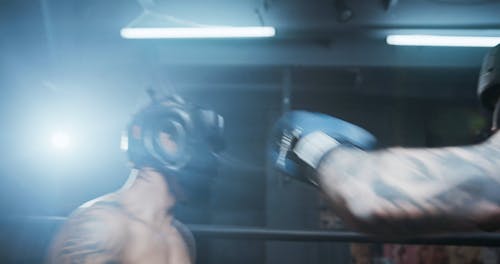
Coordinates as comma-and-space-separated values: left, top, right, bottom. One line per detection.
120, 26, 276, 39
51, 131, 71, 150
386, 35, 500, 47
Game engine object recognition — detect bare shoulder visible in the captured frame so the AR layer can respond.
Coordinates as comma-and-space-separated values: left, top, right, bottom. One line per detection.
47, 201, 128, 264
172, 219, 196, 262
172, 219, 194, 242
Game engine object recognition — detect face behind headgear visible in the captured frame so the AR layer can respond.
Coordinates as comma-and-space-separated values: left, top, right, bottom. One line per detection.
125, 93, 225, 177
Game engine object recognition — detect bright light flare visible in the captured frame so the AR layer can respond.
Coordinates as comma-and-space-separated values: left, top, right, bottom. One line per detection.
51, 131, 71, 150
386, 35, 500, 47
120, 132, 128, 151
120, 26, 276, 39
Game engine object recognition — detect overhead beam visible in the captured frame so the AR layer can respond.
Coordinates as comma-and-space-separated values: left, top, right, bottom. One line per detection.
154, 39, 488, 67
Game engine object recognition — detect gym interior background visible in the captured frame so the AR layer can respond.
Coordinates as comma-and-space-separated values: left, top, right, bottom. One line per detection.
0, 0, 499, 263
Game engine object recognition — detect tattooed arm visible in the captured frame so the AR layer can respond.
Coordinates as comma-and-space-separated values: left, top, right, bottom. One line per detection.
317, 132, 500, 234
46, 208, 127, 264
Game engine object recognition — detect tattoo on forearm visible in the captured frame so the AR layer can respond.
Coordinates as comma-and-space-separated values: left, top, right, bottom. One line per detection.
318, 132, 500, 233
49, 209, 124, 264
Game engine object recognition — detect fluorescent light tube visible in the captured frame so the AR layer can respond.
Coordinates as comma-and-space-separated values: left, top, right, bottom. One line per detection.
120, 26, 276, 39
386, 35, 500, 47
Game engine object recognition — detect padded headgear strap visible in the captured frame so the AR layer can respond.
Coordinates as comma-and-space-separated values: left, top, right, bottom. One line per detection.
478, 44, 500, 111
493, 98, 500, 131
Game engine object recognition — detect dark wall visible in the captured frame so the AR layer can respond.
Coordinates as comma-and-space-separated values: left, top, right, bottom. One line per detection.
0, 75, 488, 263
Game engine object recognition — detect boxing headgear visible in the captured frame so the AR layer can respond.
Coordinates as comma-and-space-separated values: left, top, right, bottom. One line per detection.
126, 93, 225, 175
478, 44, 500, 111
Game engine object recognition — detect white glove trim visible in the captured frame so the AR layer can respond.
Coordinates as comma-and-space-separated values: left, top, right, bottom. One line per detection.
293, 131, 340, 169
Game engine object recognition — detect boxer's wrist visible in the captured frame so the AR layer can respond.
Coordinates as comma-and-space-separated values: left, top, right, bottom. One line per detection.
293, 131, 341, 169
292, 131, 345, 186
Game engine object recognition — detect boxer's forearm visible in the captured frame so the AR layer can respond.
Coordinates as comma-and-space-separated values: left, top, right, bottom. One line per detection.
317, 133, 500, 234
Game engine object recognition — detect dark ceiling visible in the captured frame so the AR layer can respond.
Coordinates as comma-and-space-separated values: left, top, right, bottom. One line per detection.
0, 0, 496, 119
2, 0, 499, 70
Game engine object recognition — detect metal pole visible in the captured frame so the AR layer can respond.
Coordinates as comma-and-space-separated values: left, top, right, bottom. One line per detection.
190, 224, 500, 247
5, 216, 500, 247
281, 68, 292, 114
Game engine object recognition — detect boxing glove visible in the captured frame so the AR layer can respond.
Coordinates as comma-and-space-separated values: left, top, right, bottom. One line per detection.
269, 111, 377, 186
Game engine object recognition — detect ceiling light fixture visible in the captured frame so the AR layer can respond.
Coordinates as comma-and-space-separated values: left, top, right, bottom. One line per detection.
121, 26, 276, 39
387, 35, 500, 47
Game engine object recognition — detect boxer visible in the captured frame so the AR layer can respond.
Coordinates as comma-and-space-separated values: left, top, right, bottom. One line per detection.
47, 92, 224, 263
271, 45, 500, 234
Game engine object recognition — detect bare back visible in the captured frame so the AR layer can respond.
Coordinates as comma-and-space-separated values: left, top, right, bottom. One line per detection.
47, 198, 195, 264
